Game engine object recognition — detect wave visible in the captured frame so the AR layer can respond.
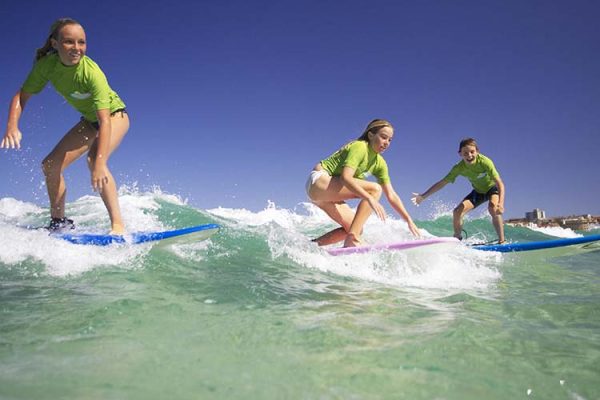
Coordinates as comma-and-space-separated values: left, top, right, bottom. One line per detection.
208, 201, 502, 290
523, 223, 582, 238
0, 190, 504, 291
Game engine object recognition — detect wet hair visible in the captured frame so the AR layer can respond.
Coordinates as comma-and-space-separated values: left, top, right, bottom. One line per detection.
357, 119, 393, 142
458, 138, 479, 152
35, 17, 81, 62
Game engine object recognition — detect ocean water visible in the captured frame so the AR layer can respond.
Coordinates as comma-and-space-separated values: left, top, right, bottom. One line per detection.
1, 190, 599, 400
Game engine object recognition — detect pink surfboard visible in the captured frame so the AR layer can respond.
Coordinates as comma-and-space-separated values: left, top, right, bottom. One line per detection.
326, 237, 460, 256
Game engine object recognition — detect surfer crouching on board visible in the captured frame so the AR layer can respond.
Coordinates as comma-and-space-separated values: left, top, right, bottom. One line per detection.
1, 18, 129, 234
411, 138, 505, 243
306, 119, 420, 247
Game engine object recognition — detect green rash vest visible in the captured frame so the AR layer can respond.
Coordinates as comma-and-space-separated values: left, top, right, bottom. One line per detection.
321, 140, 391, 184
21, 53, 125, 123
443, 153, 500, 194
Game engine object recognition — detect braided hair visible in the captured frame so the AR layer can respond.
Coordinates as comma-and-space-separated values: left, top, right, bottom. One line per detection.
35, 17, 81, 61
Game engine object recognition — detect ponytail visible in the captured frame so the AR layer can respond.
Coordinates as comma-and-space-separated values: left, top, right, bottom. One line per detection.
357, 119, 393, 141
35, 39, 54, 62
34, 17, 80, 62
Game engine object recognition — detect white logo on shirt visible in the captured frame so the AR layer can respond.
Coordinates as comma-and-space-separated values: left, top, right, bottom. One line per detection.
70, 91, 91, 100
477, 172, 488, 179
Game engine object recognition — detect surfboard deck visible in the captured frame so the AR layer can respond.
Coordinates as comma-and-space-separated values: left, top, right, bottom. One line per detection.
326, 237, 460, 256
472, 234, 600, 253
52, 223, 220, 246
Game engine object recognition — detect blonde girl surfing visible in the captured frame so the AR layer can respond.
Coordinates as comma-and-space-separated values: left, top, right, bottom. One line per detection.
2, 18, 129, 234
306, 119, 420, 247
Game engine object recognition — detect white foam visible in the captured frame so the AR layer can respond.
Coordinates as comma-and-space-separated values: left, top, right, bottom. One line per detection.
167, 240, 212, 260
0, 197, 43, 221
1, 194, 504, 287
208, 200, 313, 230
525, 224, 582, 238
211, 201, 502, 291
0, 222, 146, 277
0, 188, 187, 277
281, 231, 501, 291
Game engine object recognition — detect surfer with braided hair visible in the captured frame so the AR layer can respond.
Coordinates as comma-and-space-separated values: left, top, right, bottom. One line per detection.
306, 119, 420, 247
2, 18, 129, 234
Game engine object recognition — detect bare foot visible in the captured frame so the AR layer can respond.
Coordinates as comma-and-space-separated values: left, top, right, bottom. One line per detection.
343, 233, 362, 248
109, 223, 125, 235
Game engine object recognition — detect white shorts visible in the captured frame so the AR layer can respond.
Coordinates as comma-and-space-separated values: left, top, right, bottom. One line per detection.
305, 169, 328, 197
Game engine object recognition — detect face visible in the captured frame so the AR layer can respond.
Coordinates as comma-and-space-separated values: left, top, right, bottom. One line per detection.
52, 24, 86, 66
368, 126, 394, 153
459, 144, 478, 164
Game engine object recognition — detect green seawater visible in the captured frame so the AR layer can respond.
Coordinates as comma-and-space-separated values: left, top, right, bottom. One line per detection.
1, 193, 599, 399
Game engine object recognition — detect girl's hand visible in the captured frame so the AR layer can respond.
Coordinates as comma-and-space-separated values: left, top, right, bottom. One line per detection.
408, 220, 421, 238
368, 197, 387, 222
1, 128, 23, 149
91, 163, 110, 192
411, 193, 424, 206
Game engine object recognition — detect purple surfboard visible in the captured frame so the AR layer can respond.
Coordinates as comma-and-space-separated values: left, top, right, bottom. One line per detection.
326, 237, 460, 256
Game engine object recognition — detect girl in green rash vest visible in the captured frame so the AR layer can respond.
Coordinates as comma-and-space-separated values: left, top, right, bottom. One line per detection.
1, 18, 129, 234
306, 119, 421, 248
411, 138, 506, 243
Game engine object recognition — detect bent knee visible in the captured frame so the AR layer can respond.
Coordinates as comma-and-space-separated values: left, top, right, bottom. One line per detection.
488, 205, 501, 216
41, 157, 59, 176
453, 204, 468, 217
311, 199, 324, 207
367, 183, 383, 199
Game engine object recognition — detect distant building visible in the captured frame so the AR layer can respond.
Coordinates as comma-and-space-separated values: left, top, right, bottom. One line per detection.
525, 208, 546, 221
506, 210, 599, 231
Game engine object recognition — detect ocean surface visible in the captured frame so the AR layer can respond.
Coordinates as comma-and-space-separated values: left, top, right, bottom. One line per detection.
1, 190, 599, 400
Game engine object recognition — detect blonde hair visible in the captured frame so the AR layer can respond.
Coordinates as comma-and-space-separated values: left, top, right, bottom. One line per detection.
35, 17, 81, 62
357, 119, 393, 141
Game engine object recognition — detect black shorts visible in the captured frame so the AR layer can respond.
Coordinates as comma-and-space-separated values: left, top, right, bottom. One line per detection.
463, 185, 499, 208
82, 108, 127, 130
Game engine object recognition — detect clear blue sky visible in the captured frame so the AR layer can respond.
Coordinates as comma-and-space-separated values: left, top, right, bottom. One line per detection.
1, 0, 599, 219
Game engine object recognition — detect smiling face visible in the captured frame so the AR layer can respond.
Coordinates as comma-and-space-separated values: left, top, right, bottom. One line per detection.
368, 126, 394, 154
459, 144, 479, 164
51, 24, 86, 66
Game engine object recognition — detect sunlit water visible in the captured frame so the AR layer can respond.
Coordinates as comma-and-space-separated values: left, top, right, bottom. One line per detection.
1, 190, 599, 399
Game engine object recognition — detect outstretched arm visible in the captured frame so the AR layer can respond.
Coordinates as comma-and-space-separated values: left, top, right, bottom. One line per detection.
1, 90, 32, 149
411, 179, 449, 206
382, 183, 421, 237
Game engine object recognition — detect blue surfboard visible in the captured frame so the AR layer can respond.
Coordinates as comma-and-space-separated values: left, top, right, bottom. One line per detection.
53, 223, 220, 246
473, 234, 600, 253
